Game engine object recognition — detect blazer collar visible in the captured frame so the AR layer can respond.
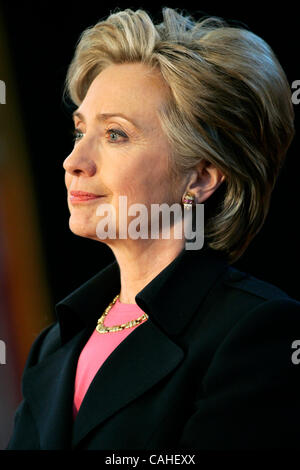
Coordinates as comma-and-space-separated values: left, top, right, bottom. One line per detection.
23, 245, 229, 449
55, 244, 229, 344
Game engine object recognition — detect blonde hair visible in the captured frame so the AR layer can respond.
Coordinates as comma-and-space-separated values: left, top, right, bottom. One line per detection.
63, 7, 295, 263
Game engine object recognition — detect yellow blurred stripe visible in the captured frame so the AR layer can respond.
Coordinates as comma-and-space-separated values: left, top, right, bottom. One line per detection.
0, 9, 53, 374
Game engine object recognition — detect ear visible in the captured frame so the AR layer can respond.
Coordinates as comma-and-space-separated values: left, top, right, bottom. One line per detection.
185, 160, 225, 203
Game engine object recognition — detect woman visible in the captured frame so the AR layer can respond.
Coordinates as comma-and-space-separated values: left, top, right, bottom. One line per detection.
7, 7, 300, 450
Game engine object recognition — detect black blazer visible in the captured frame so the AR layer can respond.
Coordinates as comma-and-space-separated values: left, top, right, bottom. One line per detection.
7, 246, 300, 450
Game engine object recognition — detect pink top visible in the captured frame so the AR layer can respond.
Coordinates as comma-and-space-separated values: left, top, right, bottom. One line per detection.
73, 298, 148, 419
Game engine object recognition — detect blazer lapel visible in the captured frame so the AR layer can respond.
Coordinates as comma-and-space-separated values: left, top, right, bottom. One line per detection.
22, 327, 92, 449
72, 318, 184, 448
37, 245, 228, 449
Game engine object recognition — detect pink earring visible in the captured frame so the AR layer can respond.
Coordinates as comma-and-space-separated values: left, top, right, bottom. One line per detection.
182, 191, 195, 210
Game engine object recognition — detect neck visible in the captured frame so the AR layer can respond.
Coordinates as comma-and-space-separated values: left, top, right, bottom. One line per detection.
108, 238, 185, 304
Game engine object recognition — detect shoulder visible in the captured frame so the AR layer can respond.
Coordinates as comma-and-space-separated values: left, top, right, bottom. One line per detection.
198, 264, 300, 352
223, 265, 300, 328
23, 322, 61, 371
216, 265, 299, 323
206, 276, 300, 382
202, 273, 300, 399
181, 289, 300, 449
222, 265, 291, 302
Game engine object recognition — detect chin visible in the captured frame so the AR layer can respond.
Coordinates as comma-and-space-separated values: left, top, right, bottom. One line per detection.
68, 219, 95, 240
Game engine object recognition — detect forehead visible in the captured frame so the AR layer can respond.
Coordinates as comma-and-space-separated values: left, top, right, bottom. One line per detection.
78, 63, 170, 121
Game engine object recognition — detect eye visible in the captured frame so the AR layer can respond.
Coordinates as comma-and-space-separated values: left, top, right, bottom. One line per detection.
106, 128, 128, 143
71, 128, 84, 143
70, 127, 128, 144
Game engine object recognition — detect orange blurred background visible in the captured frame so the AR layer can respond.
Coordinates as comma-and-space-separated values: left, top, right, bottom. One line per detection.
0, 8, 53, 448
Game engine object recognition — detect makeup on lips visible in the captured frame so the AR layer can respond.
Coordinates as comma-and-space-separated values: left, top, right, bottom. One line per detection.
70, 190, 103, 203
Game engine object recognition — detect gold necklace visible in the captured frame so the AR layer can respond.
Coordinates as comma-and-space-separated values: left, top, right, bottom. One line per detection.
96, 294, 149, 334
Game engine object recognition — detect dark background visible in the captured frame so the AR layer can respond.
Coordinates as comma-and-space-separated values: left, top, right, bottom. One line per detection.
1, 0, 299, 312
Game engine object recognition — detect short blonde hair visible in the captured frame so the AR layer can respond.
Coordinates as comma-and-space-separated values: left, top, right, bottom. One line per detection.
63, 7, 295, 263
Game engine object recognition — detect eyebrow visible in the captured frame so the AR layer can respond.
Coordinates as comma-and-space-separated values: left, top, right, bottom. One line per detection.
72, 110, 142, 130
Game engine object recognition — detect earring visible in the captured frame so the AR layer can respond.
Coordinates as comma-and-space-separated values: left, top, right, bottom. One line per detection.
182, 191, 195, 210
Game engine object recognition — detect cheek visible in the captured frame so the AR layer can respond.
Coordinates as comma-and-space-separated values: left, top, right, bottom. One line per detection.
103, 148, 171, 200
109, 170, 135, 196
116, 166, 157, 201
140, 154, 171, 195
102, 158, 143, 194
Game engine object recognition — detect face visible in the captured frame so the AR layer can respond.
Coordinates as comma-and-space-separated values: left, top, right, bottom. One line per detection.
63, 62, 186, 245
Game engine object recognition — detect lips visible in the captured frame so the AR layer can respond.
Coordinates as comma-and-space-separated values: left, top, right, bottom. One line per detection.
71, 190, 102, 197
70, 190, 103, 202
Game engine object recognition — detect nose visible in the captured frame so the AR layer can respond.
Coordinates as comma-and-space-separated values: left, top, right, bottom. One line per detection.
63, 143, 97, 177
